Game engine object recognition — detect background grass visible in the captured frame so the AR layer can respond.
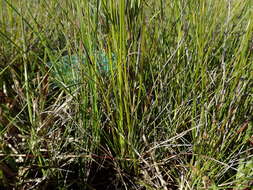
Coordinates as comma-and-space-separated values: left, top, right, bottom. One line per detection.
0, 0, 252, 189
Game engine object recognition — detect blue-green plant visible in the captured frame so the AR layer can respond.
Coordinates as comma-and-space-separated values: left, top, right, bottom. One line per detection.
47, 52, 116, 91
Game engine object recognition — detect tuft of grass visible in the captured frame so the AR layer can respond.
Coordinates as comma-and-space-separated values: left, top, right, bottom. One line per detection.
0, 0, 252, 189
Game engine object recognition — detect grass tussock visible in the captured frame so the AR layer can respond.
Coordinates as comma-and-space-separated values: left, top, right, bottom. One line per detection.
0, 0, 253, 189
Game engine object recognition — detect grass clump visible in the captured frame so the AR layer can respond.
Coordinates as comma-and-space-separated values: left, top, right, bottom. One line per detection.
0, 0, 252, 189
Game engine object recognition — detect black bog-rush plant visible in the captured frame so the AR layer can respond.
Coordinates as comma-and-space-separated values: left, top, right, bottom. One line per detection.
0, 0, 252, 189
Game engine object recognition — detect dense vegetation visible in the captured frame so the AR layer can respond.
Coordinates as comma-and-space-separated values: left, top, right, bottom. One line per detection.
0, 0, 252, 189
